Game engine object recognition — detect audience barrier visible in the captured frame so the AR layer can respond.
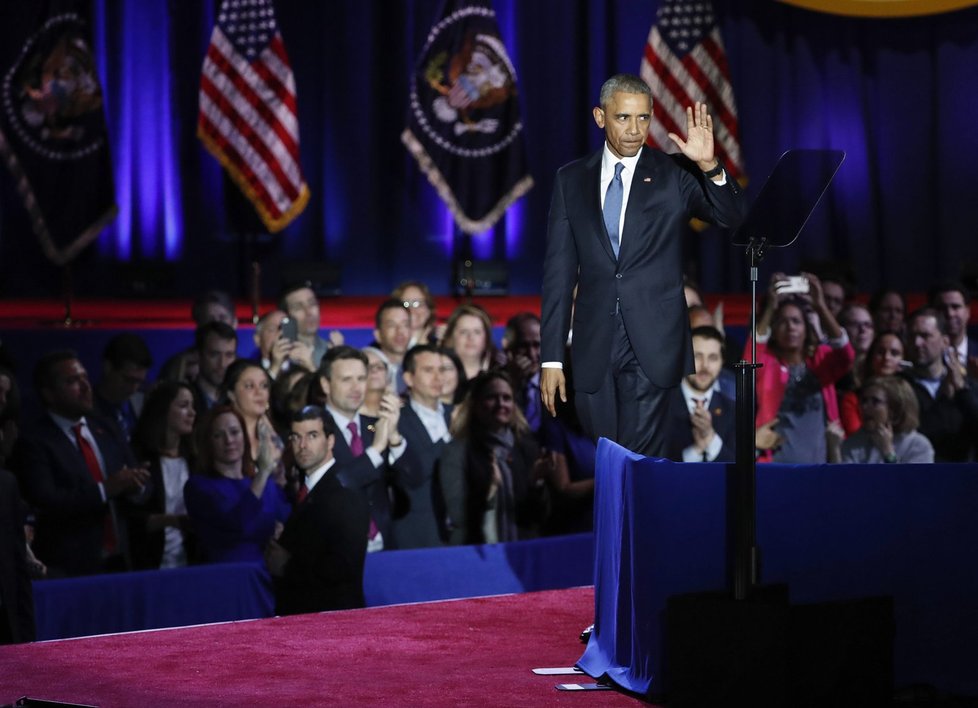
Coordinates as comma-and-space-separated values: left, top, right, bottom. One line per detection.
31, 532, 594, 641
578, 440, 978, 696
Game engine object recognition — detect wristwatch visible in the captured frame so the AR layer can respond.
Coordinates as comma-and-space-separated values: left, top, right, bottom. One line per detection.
703, 161, 724, 179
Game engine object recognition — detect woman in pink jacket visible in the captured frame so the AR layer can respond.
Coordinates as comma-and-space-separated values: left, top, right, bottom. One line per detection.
749, 272, 855, 463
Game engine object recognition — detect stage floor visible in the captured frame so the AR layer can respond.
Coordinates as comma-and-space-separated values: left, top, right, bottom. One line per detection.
0, 587, 646, 707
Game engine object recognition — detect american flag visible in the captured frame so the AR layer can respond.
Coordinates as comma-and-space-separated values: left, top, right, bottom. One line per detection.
198, 0, 308, 232
640, 0, 745, 182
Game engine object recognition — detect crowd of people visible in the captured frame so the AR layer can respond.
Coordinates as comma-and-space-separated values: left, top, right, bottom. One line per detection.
1, 271, 976, 644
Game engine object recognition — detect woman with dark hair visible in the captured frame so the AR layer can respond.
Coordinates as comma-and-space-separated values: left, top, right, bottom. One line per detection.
751, 272, 855, 463
392, 280, 439, 347
128, 381, 198, 569
840, 376, 933, 463
438, 347, 465, 406
839, 331, 907, 435
868, 288, 907, 338
220, 360, 287, 488
184, 405, 289, 563
437, 370, 547, 545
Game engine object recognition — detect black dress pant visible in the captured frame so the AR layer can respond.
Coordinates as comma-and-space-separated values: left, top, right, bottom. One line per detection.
574, 312, 673, 458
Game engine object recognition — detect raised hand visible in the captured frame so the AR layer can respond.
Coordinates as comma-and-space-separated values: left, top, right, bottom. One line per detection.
667, 103, 716, 167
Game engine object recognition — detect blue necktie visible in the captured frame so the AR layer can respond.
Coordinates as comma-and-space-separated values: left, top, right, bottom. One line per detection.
603, 162, 624, 258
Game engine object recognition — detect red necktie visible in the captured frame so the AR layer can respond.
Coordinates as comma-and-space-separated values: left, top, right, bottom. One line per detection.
73, 423, 117, 554
347, 421, 378, 540
296, 482, 309, 504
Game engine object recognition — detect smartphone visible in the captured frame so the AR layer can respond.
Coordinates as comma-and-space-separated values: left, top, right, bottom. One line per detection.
386, 363, 399, 392
775, 275, 809, 295
280, 317, 298, 342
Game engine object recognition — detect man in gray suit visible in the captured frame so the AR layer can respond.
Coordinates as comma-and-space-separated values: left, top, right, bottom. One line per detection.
541, 74, 746, 457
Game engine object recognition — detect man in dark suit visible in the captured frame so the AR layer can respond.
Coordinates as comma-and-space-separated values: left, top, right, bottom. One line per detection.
14, 350, 149, 576
395, 344, 452, 548
319, 346, 421, 552
266, 407, 369, 614
666, 326, 736, 463
541, 74, 747, 457
928, 280, 978, 380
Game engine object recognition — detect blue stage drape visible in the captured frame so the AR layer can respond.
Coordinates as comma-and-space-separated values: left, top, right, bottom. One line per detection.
1, 1, 976, 298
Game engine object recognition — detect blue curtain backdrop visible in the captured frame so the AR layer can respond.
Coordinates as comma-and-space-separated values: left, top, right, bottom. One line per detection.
1, 0, 976, 298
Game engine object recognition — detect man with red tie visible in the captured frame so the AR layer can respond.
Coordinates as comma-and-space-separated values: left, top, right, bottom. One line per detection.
318, 346, 421, 552
265, 406, 369, 614
14, 351, 149, 576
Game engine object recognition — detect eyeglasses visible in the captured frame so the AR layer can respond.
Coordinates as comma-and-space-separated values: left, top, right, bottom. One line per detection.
402, 300, 425, 309
368, 362, 389, 373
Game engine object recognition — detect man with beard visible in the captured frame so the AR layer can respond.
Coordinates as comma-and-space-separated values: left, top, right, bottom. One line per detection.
666, 326, 736, 463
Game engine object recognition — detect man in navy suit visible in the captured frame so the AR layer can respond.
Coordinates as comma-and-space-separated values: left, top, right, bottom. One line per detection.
395, 344, 452, 548
266, 406, 369, 614
319, 346, 421, 552
928, 280, 978, 380
541, 74, 747, 457
14, 351, 149, 576
666, 326, 736, 463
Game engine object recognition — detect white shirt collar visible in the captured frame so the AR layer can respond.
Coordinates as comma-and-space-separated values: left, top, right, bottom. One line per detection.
601, 143, 642, 176
680, 379, 719, 414
303, 457, 336, 494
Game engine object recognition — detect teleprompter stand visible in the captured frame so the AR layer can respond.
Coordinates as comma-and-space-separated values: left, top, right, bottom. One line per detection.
662, 150, 894, 707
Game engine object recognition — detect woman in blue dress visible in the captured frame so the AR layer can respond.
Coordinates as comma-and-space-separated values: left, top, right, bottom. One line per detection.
184, 404, 290, 564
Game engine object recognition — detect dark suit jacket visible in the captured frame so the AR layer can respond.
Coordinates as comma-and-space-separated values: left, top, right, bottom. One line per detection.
274, 464, 369, 614
330, 413, 422, 550
394, 401, 452, 549
14, 412, 136, 576
0, 469, 34, 643
541, 148, 746, 391
126, 456, 198, 570
666, 387, 736, 463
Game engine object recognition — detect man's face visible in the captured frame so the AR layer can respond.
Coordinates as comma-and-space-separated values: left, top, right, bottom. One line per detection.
199, 334, 237, 388
841, 307, 875, 355
935, 291, 970, 341
507, 319, 541, 373
686, 335, 723, 393
284, 287, 321, 337
907, 315, 947, 368
821, 281, 845, 317
100, 360, 148, 405
255, 311, 286, 358
593, 91, 652, 160
43, 358, 94, 419
321, 358, 367, 418
874, 293, 904, 333
375, 307, 411, 357
289, 418, 334, 472
405, 351, 444, 408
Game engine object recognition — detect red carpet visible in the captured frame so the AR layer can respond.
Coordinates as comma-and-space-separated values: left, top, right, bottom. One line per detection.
0, 587, 649, 706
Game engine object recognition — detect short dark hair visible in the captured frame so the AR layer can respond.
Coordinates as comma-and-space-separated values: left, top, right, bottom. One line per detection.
33, 349, 80, 396
928, 279, 972, 306
290, 405, 339, 437
191, 289, 235, 326
278, 280, 314, 311
907, 307, 949, 336
194, 321, 238, 352
219, 359, 270, 404
690, 325, 726, 355
375, 297, 409, 330
318, 345, 368, 379
103, 332, 153, 370
403, 343, 442, 375
503, 312, 540, 349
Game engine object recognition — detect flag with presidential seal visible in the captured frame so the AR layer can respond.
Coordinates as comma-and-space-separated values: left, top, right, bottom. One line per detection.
402, 0, 533, 235
0, 0, 117, 265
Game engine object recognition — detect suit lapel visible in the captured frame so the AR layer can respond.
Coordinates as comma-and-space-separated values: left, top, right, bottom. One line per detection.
619, 148, 659, 263
581, 150, 617, 263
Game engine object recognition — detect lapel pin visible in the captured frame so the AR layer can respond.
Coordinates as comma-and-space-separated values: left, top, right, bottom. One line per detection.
643, 177, 652, 182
